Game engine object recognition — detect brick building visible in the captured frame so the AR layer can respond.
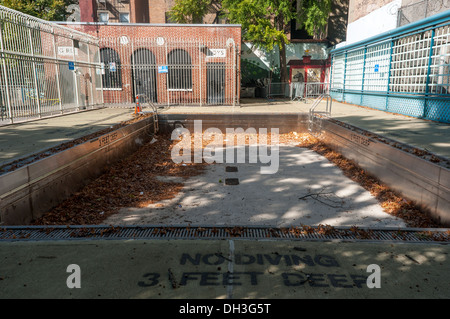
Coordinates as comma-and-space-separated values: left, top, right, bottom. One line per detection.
60, 22, 241, 106
81, 0, 223, 24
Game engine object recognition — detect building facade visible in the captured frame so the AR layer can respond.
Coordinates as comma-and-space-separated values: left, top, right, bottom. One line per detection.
61, 22, 241, 106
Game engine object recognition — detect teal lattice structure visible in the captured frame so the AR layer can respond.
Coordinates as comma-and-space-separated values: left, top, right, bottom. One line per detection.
330, 10, 450, 123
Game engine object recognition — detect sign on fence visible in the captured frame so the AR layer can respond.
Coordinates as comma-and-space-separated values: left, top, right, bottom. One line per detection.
158, 65, 169, 74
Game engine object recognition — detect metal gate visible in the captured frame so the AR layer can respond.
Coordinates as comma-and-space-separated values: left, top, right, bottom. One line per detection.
207, 62, 225, 104
99, 37, 238, 107
131, 48, 157, 102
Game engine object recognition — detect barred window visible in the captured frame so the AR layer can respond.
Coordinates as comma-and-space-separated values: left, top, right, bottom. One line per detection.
167, 49, 192, 90
100, 48, 122, 89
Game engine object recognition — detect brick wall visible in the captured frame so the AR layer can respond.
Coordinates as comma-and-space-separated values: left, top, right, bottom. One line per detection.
60, 23, 242, 106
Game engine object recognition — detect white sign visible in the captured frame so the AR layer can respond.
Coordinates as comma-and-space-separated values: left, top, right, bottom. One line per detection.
156, 37, 165, 46
58, 46, 78, 56
206, 49, 226, 58
119, 36, 129, 45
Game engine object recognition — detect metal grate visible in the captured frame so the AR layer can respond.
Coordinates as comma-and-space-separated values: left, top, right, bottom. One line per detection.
1, 225, 449, 243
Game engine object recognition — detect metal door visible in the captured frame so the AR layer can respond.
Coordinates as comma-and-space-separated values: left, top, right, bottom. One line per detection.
207, 62, 225, 104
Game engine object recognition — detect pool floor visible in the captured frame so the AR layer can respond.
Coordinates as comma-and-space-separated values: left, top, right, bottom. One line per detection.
105, 144, 406, 228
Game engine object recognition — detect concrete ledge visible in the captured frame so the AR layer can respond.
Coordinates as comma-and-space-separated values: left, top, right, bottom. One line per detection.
316, 118, 450, 226
0, 117, 157, 225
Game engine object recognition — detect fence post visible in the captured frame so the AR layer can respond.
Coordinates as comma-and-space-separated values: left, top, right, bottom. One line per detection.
28, 24, 42, 118
361, 46, 367, 105
72, 35, 80, 110
52, 28, 63, 114
424, 28, 435, 119
342, 51, 348, 101
0, 19, 13, 123
199, 42, 202, 107
385, 39, 394, 111
329, 54, 334, 97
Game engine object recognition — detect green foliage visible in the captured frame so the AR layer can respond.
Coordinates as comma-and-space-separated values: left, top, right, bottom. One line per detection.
0, 0, 76, 21
168, 0, 211, 24
298, 0, 332, 39
222, 0, 296, 51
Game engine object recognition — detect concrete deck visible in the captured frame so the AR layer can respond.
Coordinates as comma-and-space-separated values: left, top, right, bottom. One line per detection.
0, 108, 135, 167
0, 239, 449, 299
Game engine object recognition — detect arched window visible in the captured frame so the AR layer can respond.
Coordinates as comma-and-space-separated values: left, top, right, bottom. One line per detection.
167, 49, 192, 90
100, 48, 122, 89
132, 48, 157, 102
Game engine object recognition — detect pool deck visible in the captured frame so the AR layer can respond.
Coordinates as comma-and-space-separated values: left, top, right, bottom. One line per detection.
1, 238, 449, 299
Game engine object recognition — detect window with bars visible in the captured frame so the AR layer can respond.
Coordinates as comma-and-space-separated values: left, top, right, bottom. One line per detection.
167, 49, 192, 90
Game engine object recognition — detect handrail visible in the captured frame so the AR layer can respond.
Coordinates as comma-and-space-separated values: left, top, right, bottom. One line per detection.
308, 94, 332, 135
135, 94, 159, 134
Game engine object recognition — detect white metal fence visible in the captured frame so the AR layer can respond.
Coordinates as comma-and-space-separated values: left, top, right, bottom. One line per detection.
98, 36, 239, 107
0, 5, 103, 125
290, 82, 330, 100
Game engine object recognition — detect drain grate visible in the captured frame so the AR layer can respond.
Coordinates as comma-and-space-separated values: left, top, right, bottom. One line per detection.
0, 225, 449, 243
225, 178, 239, 185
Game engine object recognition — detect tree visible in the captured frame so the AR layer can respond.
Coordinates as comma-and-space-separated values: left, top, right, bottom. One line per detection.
168, 0, 211, 24
222, 0, 332, 83
298, 0, 332, 40
0, 0, 76, 21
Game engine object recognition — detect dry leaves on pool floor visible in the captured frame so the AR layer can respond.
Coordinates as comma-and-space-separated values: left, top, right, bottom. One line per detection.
32, 133, 206, 225
33, 131, 442, 228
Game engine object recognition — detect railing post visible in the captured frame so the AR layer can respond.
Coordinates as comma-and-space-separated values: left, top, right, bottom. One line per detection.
98, 43, 104, 106
343, 51, 348, 101
72, 35, 80, 110
86, 42, 93, 108
386, 39, 394, 111
361, 46, 367, 105
329, 54, 334, 96
28, 24, 42, 119
0, 20, 13, 123
424, 28, 435, 119
199, 42, 202, 107
52, 28, 63, 114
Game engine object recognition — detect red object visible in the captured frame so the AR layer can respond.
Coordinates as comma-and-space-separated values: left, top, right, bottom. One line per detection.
135, 96, 141, 114
288, 55, 331, 84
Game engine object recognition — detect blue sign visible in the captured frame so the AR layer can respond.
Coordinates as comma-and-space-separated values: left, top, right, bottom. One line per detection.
158, 65, 168, 74
374, 64, 379, 72
68, 61, 75, 70
109, 62, 116, 72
